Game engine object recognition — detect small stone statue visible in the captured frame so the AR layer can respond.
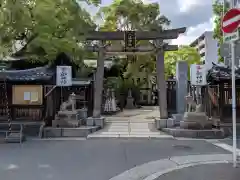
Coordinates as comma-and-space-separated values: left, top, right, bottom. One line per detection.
125, 89, 135, 109
128, 89, 132, 98
60, 92, 76, 111
182, 94, 211, 130
185, 95, 196, 112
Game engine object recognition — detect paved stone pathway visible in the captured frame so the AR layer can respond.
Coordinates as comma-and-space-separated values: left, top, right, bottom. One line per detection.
88, 107, 171, 138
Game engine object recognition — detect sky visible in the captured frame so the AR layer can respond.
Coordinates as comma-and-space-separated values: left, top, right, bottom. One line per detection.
84, 0, 215, 46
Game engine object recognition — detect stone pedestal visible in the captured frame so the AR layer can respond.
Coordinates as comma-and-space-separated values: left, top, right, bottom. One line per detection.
87, 117, 105, 128
172, 114, 183, 125
180, 112, 212, 130
78, 108, 88, 119
52, 110, 82, 128
125, 97, 135, 109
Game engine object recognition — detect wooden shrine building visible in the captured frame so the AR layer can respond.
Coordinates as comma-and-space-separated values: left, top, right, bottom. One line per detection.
0, 53, 94, 128
205, 63, 240, 126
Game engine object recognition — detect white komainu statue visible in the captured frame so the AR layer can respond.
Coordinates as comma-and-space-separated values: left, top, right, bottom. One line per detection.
60, 92, 76, 111
185, 95, 196, 112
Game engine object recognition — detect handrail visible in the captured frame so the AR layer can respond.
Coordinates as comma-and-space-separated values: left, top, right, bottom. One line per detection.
38, 122, 45, 138
45, 85, 57, 97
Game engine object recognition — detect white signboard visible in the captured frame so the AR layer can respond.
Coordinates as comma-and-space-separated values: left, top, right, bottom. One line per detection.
224, 30, 239, 43
190, 64, 207, 86
56, 66, 72, 86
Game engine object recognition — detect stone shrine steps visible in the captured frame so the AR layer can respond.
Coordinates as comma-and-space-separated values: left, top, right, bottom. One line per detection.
87, 120, 172, 138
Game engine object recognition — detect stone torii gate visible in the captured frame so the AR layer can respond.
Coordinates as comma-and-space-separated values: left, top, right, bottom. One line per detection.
85, 28, 186, 127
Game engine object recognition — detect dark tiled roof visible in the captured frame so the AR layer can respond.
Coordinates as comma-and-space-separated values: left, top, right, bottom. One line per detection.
0, 66, 54, 82
207, 63, 240, 83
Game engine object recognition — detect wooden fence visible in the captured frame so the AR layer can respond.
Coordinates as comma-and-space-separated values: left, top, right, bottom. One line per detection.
203, 83, 240, 125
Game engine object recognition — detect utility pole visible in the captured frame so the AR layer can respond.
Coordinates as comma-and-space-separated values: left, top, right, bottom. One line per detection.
223, 0, 227, 65
230, 0, 237, 168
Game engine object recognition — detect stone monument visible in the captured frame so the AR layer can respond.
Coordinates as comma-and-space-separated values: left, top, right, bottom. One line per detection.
176, 61, 188, 114
125, 89, 135, 109
172, 61, 188, 125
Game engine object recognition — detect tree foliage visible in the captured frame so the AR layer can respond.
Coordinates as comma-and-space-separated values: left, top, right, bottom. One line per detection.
96, 0, 170, 31
96, 0, 170, 82
0, 0, 100, 62
212, 0, 230, 62
164, 46, 201, 78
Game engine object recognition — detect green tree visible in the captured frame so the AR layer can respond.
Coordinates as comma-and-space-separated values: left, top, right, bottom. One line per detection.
212, 0, 230, 62
96, 0, 169, 77
164, 45, 201, 78
96, 0, 170, 31
0, 0, 100, 62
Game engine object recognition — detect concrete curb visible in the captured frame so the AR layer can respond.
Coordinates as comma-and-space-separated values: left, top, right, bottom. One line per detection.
143, 160, 230, 180
109, 154, 232, 180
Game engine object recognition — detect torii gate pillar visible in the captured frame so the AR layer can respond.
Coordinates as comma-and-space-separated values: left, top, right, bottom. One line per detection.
156, 46, 168, 119
93, 41, 105, 118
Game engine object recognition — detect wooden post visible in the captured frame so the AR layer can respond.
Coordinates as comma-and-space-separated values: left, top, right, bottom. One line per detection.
155, 42, 168, 119
93, 41, 105, 118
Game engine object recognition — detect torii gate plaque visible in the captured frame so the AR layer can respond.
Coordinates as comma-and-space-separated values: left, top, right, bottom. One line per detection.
85, 28, 186, 127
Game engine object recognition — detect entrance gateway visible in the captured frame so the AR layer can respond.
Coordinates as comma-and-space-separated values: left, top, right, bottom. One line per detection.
84, 28, 186, 124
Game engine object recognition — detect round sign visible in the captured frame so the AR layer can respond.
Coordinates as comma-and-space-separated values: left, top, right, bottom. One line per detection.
221, 8, 240, 34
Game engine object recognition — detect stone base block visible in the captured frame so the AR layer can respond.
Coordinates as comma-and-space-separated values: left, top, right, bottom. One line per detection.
43, 128, 62, 137
95, 117, 105, 128
86, 117, 95, 126
87, 117, 105, 128
155, 118, 167, 129
183, 112, 208, 122
180, 121, 202, 129
172, 114, 183, 125
180, 121, 213, 130
167, 118, 175, 128
52, 119, 81, 128
62, 128, 88, 137
43, 126, 100, 138
78, 109, 88, 119
162, 128, 225, 139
